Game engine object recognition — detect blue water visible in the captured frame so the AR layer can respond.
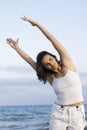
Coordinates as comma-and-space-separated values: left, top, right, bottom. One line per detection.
0, 104, 87, 130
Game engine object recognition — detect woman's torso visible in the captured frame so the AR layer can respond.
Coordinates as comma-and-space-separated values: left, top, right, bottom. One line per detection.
52, 70, 83, 105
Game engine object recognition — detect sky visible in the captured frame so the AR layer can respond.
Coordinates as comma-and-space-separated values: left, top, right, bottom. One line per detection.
0, 0, 87, 106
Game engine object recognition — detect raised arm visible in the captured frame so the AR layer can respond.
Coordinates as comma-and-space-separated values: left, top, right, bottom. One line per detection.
21, 16, 76, 71
6, 38, 36, 70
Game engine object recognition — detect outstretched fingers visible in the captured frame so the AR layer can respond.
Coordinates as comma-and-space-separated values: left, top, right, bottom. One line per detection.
6, 38, 19, 49
21, 15, 36, 26
6, 38, 18, 43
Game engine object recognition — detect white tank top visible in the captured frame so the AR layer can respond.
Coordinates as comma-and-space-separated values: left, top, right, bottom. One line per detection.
52, 70, 83, 105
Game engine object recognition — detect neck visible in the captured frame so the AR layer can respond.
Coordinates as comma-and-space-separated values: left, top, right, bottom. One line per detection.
54, 66, 67, 78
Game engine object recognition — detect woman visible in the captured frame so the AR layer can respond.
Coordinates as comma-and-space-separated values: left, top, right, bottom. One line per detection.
6, 16, 85, 130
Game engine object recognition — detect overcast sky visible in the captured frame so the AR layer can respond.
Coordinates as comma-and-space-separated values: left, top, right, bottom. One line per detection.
0, 0, 87, 106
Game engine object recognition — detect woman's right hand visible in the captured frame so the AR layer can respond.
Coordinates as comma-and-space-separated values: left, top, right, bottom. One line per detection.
6, 38, 19, 49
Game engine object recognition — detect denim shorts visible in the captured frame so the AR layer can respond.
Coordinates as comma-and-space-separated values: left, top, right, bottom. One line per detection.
49, 103, 86, 130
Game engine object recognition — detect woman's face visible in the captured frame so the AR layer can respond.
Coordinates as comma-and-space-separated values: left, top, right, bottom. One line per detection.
41, 54, 59, 72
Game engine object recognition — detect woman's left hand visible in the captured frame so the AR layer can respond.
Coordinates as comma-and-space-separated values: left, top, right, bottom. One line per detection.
21, 16, 37, 26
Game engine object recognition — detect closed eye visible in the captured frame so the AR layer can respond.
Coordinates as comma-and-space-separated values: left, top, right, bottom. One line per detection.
49, 58, 52, 61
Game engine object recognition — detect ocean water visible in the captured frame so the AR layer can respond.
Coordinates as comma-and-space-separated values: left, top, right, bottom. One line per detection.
0, 104, 87, 130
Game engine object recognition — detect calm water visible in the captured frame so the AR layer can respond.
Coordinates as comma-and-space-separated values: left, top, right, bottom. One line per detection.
0, 104, 87, 130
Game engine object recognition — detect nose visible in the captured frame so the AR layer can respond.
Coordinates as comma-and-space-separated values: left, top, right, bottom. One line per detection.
51, 63, 55, 69
49, 62, 54, 67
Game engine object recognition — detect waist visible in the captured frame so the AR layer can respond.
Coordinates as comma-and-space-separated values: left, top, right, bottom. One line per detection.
55, 101, 83, 107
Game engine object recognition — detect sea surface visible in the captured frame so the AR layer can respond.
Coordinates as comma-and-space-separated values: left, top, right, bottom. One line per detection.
0, 104, 87, 130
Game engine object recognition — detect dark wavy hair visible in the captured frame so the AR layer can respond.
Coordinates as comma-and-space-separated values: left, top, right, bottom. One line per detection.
36, 51, 61, 84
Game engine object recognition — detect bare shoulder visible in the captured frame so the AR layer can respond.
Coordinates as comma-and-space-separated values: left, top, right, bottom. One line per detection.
62, 56, 77, 72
